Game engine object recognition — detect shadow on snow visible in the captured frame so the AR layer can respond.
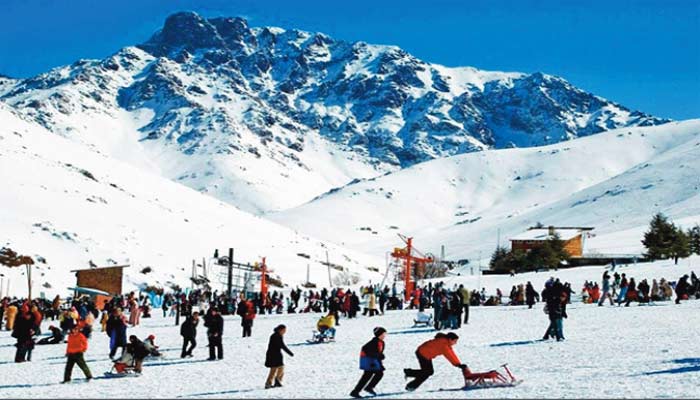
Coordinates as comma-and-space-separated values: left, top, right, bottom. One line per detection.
641, 358, 700, 375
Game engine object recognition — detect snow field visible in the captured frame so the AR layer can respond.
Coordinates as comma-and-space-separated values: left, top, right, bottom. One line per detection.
1, 259, 698, 398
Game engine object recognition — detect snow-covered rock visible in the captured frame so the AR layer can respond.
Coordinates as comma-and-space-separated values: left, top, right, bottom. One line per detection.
0, 11, 669, 214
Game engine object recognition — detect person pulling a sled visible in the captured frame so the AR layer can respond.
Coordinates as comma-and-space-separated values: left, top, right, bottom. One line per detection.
62, 325, 93, 383
404, 332, 466, 391
350, 327, 387, 398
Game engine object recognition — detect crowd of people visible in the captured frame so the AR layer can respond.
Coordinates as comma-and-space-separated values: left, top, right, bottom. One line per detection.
0, 267, 697, 392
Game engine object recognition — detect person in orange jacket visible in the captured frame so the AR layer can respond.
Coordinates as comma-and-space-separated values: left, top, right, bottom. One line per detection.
62, 325, 93, 383
403, 332, 466, 391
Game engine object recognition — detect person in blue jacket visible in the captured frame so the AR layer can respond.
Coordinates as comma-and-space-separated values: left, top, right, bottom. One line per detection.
350, 327, 387, 398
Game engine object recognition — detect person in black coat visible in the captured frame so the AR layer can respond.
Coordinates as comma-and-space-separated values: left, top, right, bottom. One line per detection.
350, 327, 387, 398
126, 335, 150, 373
204, 307, 224, 360
37, 325, 64, 345
180, 311, 199, 358
264, 324, 293, 388
12, 312, 35, 362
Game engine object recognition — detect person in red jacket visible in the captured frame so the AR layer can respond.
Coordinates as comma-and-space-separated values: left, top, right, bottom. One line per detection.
62, 325, 93, 383
403, 332, 466, 391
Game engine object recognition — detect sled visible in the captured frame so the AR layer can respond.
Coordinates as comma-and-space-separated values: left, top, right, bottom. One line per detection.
462, 363, 521, 389
412, 313, 433, 328
306, 329, 335, 344
103, 371, 142, 378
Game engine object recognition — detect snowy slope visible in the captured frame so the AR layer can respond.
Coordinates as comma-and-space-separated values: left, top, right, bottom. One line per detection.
0, 11, 670, 214
0, 104, 384, 298
1, 257, 698, 398
271, 121, 700, 264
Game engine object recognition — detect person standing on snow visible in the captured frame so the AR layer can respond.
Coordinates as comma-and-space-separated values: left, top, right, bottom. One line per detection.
264, 324, 293, 389
458, 284, 471, 323
237, 296, 256, 337
180, 311, 199, 358
598, 271, 614, 306
204, 307, 224, 360
106, 308, 128, 360
350, 327, 387, 398
403, 332, 466, 391
62, 325, 92, 383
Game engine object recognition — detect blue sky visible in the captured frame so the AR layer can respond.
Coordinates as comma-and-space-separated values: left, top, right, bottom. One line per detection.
1, 0, 698, 119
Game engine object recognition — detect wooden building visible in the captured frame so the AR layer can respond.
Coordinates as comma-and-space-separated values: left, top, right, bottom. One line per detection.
509, 226, 593, 258
71, 265, 129, 296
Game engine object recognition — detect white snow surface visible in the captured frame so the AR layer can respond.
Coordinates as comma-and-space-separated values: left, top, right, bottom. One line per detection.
271, 120, 700, 266
0, 257, 698, 398
0, 104, 384, 298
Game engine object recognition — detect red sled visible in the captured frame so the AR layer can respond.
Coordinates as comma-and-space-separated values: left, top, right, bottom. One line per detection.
462, 363, 522, 388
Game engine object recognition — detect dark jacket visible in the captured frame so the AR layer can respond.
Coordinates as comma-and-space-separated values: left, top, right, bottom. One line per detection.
180, 316, 199, 338
265, 331, 293, 367
204, 313, 224, 336
106, 314, 127, 345
12, 314, 35, 343
359, 337, 385, 371
127, 339, 150, 360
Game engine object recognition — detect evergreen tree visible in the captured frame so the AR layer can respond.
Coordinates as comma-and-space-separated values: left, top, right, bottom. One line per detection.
642, 213, 677, 260
489, 246, 510, 272
688, 225, 700, 255
670, 226, 691, 264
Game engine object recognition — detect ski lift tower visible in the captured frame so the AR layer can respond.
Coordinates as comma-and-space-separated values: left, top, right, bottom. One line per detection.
213, 248, 267, 299
389, 235, 434, 302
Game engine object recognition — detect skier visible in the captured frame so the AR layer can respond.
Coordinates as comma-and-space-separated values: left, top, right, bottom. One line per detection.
62, 325, 92, 383
403, 332, 466, 391
264, 324, 293, 389
350, 327, 387, 398
204, 307, 224, 360
180, 311, 199, 358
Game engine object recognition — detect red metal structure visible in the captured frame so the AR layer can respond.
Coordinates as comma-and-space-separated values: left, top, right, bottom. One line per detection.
390, 236, 433, 301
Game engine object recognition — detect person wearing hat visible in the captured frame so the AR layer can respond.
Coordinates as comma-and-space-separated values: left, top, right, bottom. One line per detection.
404, 332, 466, 391
264, 324, 293, 389
143, 334, 161, 356
350, 327, 387, 398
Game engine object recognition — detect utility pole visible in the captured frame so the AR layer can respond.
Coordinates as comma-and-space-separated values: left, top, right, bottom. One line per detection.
227, 248, 233, 298
326, 251, 332, 288
306, 264, 310, 285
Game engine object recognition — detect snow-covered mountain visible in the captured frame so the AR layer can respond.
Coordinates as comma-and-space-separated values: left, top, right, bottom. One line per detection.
0, 103, 383, 298
0, 11, 670, 214
271, 121, 700, 265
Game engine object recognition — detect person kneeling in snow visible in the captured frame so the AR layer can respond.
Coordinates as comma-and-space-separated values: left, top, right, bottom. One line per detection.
143, 334, 161, 357
62, 325, 93, 383
403, 332, 466, 391
37, 325, 64, 345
